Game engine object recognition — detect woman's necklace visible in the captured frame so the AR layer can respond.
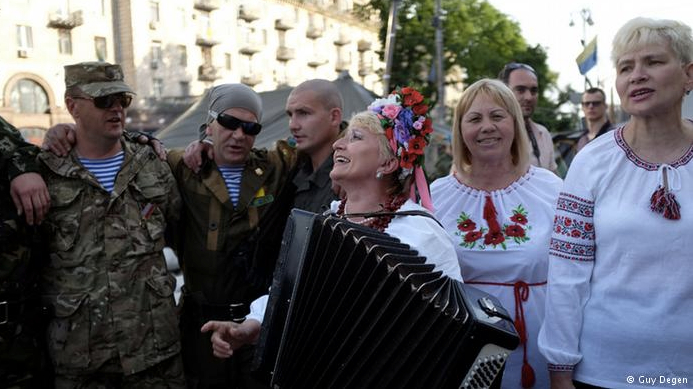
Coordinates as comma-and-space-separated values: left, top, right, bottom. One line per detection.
336, 194, 408, 232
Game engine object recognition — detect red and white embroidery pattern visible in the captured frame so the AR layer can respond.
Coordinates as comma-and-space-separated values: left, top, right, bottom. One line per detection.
549, 192, 595, 262
455, 203, 531, 250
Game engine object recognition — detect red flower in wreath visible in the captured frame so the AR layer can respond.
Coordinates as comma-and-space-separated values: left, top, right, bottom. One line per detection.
465, 231, 483, 243
510, 213, 528, 225
458, 219, 476, 232
408, 137, 426, 155
401, 87, 424, 106
412, 103, 428, 115
484, 231, 505, 246
400, 152, 418, 169
422, 118, 434, 135
505, 224, 525, 238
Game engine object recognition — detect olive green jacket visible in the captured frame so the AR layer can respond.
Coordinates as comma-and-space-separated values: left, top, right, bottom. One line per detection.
167, 141, 295, 306
38, 139, 182, 375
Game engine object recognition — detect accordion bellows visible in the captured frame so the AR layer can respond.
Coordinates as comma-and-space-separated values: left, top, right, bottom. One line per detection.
255, 209, 519, 388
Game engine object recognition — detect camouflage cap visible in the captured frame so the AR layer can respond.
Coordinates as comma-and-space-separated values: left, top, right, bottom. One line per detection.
64, 61, 135, 97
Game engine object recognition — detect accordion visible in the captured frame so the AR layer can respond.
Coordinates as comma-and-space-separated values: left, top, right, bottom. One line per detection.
254, 209, 519, 388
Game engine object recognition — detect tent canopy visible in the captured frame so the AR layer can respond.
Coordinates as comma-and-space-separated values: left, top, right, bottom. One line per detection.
156, 72, 450, 150
157, 73, 392, 149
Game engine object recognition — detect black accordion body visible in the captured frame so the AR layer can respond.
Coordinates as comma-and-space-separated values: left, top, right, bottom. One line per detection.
254, 209, 519, 388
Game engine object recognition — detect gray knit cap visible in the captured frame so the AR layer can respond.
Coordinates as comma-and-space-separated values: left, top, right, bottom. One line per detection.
206, 83, 262, 124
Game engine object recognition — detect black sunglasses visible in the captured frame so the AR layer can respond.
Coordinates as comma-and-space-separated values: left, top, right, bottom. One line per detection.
581, 101, 603, 107
505, 62, 536, 74
72, 93, 133, 109
215, 112, 262, 135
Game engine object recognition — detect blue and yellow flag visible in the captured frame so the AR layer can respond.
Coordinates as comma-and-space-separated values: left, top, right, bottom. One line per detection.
576, 36, 597, 75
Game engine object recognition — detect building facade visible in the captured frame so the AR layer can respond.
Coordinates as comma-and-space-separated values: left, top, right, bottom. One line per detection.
0, 0, 383, 141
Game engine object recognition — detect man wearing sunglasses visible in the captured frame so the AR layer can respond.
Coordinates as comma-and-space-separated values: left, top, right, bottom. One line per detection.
166, 83, 297, 388
37, 62, 185, 387
499, 62, 558, 174
576, 87, 613, 152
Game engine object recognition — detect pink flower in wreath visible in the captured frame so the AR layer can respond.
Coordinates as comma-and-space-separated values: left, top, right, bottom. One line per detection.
381, 104, 401, 120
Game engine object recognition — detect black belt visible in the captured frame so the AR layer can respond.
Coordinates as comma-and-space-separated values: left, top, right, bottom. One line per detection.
182, 287, 249, 323
0, 297, 45, 326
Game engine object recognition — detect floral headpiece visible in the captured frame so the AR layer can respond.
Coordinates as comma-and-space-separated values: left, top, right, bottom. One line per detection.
368, 86, 434, 210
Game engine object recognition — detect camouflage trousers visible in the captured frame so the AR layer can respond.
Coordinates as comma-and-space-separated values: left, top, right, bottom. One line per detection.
53, 354, 185, 389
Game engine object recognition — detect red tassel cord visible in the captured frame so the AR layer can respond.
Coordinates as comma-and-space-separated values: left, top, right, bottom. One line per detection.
650, 186, 681, 220
650, 165, 681, 220
513, 281, 536, 388
483, 195, 501, 233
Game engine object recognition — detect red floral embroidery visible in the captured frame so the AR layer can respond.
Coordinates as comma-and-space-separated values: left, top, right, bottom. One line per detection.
510, 213, 528, 225
484, 231, 505, 245
455, 204, 531, 250
458, 219, 476, 232
505, 224, 525, 237
465, 231, 482, 242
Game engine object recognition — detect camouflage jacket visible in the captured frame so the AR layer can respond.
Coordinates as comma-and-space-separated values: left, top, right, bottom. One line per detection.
167, 140, 295, 308
0, 116, 42, 286
38, 139, 182, 375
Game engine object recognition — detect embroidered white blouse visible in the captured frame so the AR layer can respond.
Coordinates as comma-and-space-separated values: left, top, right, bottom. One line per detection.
431, 166, 562, 388
537, 126, 693, 388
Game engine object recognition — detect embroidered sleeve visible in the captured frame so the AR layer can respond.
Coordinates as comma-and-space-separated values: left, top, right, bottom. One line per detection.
538, 160, 596, 370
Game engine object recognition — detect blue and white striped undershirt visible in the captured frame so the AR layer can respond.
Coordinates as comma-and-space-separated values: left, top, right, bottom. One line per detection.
78, 151, 124, 193
218, 165, 244, 206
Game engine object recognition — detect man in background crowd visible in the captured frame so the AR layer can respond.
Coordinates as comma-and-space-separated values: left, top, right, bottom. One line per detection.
499, 62, 558, 173
576, 87, 612, 152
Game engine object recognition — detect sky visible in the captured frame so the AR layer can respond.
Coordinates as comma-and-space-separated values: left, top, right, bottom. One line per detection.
485, 0, 693, 98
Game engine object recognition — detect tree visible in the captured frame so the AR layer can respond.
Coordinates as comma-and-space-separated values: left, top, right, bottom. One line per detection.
356, 0, 575, 133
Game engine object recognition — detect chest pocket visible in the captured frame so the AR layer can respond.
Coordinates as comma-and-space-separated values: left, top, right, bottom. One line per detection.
47, 186, 83, 256
130, 179, 167, 242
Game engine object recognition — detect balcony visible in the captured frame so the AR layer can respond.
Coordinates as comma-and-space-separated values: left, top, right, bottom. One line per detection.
333, 31, 351, 46
276, 46, 295, 61
357, 39, 372, 52
306, 26, 323, 39
238, 5, 260, 22
198, 64, 219, 81
193, 0, 219, 12
335, 59, 351, 72
307, 56, 328, 67
241, 73, 262, 86
196, 34, 220, 47
275, 18, 295, 31
47, 10, 83, 29
358, 64, 373, 77
239, 39, 263, 55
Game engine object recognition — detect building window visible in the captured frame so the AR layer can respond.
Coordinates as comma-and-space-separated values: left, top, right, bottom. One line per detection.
149, 1, 160, 23
153, 78, 164, 98
178, 45, 188, 66
225, 53, 232, 70
201, 47, 212, 65
179, 81, 190, 97
10, 79, 49, 114
95, 36, 107, 61
58, 29, 72, 54
16, 25, 33, 50
151, 41, 162, 68
101, 0, 107, 16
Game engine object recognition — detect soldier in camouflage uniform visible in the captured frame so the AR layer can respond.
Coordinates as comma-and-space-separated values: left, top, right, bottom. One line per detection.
0, 115, 53, 388
38, 62, 184, 388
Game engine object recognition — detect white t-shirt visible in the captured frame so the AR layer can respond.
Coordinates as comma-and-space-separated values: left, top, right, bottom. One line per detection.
431, 166, 562, 388
537, 126, 693, 388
